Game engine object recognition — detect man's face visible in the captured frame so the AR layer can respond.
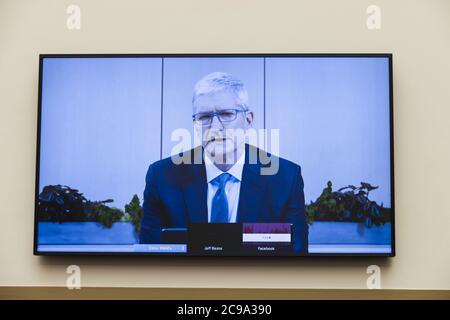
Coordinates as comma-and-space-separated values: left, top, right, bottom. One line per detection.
193, 90, 253, 162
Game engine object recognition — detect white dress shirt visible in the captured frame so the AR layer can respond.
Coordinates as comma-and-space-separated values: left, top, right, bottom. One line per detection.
204, 148, 245, 223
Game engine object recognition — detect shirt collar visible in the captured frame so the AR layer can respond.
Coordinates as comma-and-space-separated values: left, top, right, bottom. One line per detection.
204, 147, 245, 183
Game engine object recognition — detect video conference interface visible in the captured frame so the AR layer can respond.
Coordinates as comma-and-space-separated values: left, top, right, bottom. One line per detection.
35, 55, 393, 256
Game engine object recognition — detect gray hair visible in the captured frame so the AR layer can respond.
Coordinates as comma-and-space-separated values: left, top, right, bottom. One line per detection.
192, 72, 249, 111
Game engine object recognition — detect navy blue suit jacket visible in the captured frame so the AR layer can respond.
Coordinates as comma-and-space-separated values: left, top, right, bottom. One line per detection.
139, 144, 308, 254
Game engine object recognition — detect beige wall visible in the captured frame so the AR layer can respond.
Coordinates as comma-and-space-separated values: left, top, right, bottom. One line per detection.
0, 0, 449, 290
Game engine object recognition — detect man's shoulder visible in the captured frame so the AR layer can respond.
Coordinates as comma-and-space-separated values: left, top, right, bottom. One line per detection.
247, 144, 301, 172
246, 145, 303, 193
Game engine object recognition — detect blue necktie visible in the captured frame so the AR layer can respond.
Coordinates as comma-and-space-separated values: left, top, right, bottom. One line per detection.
211, 173, 233, 223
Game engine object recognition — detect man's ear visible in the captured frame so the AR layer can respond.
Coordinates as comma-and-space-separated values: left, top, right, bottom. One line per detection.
246, 111, 254, 127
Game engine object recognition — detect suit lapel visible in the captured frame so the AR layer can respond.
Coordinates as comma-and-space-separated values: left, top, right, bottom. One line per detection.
182, 144, 268, 224
182, 147, 208, 224
237, 144, 267, 223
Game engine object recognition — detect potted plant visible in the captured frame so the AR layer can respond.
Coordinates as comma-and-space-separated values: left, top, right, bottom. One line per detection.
306, 181, 390, 227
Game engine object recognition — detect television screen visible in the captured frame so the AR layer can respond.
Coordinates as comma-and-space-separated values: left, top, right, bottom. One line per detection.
34, 54, 394, 256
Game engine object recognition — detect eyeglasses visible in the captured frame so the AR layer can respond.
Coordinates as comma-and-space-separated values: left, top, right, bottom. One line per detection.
192, 108, 247, 126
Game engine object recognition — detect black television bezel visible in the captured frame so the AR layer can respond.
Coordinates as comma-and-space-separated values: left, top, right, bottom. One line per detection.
33, 53, 395, 257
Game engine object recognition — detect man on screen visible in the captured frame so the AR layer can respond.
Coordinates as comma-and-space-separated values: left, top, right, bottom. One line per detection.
139, 72, 308, 253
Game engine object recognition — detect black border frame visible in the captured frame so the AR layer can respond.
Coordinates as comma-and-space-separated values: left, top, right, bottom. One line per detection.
33, 53, 395, 257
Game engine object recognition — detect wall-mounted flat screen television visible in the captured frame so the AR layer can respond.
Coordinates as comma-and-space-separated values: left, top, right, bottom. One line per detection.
34, 54, 394, 256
